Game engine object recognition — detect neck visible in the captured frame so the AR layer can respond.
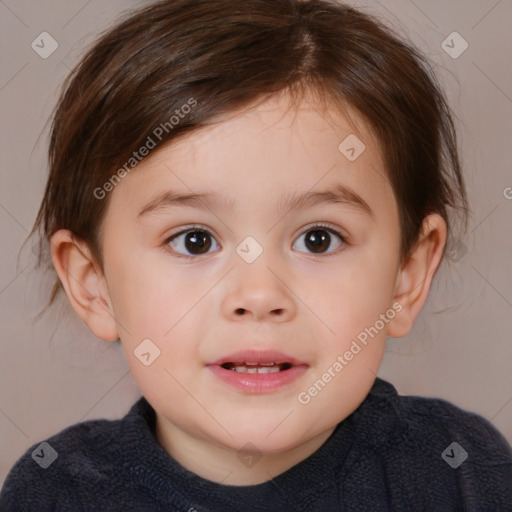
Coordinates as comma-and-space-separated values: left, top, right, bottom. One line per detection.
155, 415, 336, 486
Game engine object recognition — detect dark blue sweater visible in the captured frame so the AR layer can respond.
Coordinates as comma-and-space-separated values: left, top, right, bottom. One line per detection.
1, 377, 511, 511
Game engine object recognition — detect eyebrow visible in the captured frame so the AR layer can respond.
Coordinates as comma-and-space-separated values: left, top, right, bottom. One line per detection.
137, 183, 374, 220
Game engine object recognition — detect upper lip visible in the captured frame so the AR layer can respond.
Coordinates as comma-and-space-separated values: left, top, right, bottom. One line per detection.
207, 349, 307, 366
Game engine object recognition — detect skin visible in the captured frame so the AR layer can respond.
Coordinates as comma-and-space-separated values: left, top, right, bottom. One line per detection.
50, 89, 447, 485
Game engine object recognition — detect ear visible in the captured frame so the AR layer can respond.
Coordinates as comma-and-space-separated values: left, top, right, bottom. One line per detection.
387, 213, 447, 338
50, 229, 119, 342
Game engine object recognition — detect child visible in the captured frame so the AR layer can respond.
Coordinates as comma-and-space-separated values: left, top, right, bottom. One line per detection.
1, 0, 511, 509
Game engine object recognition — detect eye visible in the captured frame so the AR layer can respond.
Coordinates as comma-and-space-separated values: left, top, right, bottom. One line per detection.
292, 224, 346, 255
165, 226, 220, 259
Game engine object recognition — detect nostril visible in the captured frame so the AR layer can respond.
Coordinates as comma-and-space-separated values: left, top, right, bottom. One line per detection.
235, 308, 284, 316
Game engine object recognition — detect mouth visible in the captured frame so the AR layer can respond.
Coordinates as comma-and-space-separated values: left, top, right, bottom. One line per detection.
220, 362, 293, 373
207, 350, 308, 393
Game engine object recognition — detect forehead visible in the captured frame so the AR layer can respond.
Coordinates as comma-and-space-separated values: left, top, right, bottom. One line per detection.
107, 90, 396, 224
169, 91, 381, 171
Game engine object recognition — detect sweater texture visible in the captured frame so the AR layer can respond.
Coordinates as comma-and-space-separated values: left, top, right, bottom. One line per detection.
1, 377, 511, 511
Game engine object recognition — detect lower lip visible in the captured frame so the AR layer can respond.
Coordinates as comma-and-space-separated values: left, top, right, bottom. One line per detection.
207, 364, 308, 393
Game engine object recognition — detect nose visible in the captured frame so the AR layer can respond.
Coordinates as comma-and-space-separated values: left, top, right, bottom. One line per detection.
221, 260, 297, 323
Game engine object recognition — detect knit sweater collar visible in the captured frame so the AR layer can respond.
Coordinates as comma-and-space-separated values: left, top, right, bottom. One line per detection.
115, 377, 404, 510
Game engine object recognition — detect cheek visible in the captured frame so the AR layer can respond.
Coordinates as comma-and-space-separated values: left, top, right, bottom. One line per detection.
106, 252, 215, 371
303, 250, 397, 364
105, 248, 181, 338
319, 252, 396, 321
352, 236, 398, 300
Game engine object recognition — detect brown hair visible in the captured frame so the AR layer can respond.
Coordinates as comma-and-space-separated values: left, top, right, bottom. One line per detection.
30, 0, 469, 310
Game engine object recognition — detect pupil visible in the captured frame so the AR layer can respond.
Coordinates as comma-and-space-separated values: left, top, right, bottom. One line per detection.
306, 230, 330, 253
185, 231, 211, 254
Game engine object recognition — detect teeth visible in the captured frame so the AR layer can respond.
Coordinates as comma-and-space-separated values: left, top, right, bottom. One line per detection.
231, 364, 281, 373
256, 366, 281, 373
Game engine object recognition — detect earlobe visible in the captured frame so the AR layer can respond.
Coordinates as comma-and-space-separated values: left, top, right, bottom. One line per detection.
50, 229, 119, 342
387, 214, 447, 338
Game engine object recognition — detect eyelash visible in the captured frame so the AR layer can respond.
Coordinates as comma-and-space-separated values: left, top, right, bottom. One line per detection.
163, 222, 348, 262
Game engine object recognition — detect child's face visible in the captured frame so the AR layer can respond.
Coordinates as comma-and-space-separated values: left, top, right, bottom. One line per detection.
98, 90, 403, 476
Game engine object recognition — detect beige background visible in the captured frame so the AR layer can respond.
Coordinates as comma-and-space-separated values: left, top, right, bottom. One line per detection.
1, 0, 511, 488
